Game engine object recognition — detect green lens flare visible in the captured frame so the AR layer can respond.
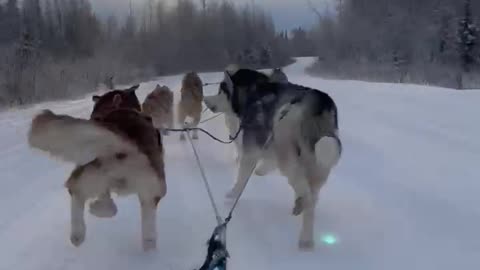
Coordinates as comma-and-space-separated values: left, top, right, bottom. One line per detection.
321, 234, 337, 245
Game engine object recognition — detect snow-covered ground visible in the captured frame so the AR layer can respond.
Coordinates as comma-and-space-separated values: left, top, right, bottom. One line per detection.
0, 57, 479, 270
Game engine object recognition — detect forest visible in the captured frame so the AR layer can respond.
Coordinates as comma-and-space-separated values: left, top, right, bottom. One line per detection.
2, 0, 478, 106
310, 0, 480, 89
0, 0, 312, 106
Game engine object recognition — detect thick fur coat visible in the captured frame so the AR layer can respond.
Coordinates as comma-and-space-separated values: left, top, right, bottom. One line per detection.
28, 85, 166, 251
204, 69, 342, 251
143, 85, 174, 134
177, 72, 204, 140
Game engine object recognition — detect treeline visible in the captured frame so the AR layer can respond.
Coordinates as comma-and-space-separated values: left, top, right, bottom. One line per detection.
121, 0, 293, 73
310, 0, 480, 89
0, 0, 302, 106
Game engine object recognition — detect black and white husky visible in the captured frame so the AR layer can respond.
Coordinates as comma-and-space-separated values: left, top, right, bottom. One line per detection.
204, 69, 342, 250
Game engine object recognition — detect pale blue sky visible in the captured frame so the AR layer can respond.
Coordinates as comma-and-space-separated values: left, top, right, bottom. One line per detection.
91, 0, 332, 31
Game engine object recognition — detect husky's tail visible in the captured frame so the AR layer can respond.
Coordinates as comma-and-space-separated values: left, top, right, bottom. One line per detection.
315, 133, 342, 169
28, 110, 137, 165
300, 91, 342, 170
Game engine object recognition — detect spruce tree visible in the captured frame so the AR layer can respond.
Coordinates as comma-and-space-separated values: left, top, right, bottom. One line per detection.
457, 0, 478, 73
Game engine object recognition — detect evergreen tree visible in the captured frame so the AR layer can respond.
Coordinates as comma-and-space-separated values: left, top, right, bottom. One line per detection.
0, 0, 292, 105
0, 0, 21, 44
290, 27, 315, 57
121, 4, 136, 40
22, 0, 44, 42
43, 0, 57, 49
458, 0, 478, 72
105, 15, 119, 41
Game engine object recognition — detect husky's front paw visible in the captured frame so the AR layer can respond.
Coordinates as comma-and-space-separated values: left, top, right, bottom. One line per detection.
89, 198, 117, 218
192, 132, 199, 140
180, 133, 186, 141
143, 238, 157, 251
298, 239, 315, 251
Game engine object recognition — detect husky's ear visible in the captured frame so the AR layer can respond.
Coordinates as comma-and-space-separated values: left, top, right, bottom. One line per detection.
92, 95, 100, 103
225, 64, 239, 75
112, 94, 122, 108
126, 84, 140, 93
223, 71, 234, 93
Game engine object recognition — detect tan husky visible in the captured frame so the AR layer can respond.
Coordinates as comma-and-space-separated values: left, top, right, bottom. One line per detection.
143, 84, 174, 135
177, 72, 203, 140
28, 87, 166, 251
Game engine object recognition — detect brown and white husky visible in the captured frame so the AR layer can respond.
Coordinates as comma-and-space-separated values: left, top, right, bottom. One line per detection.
28, 85, 166, 251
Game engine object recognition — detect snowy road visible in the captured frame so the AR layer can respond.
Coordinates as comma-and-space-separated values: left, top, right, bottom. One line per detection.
0, 57, 479, 270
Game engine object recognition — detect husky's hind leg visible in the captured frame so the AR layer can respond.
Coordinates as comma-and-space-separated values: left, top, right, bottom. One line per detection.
296, 135, 341, 250
276, 148, 317, 251
139, 194, 160, 251
162, 110, 174, 136
288, 170, 316, 251
69, 190, 86, 247
190, 110, 201, 140
177, 105, 187, 141
298, 200, 315, 251
65, 162, 110, 247
298, 168, 330, 251
66, 167, 89, 247
276, 147, 312, 216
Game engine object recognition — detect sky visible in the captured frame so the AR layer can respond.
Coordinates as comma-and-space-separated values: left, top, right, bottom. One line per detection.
90, 0, 332, 31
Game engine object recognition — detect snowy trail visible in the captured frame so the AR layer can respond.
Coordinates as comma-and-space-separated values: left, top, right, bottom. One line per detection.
1, 57, 479, 270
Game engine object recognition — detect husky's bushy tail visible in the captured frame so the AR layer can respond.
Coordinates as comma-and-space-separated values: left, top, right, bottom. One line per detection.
28, 110, 137, 165
300, 90, 342, 170
315, 134, 341, 169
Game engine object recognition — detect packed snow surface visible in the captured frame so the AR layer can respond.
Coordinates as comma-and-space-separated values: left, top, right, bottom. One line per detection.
0, 57, 478, 270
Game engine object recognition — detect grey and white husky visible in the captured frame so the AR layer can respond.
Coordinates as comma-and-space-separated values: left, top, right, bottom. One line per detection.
204, 69, 342, 250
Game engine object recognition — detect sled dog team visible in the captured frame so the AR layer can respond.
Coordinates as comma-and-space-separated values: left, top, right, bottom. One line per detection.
28, 67, 342, 252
